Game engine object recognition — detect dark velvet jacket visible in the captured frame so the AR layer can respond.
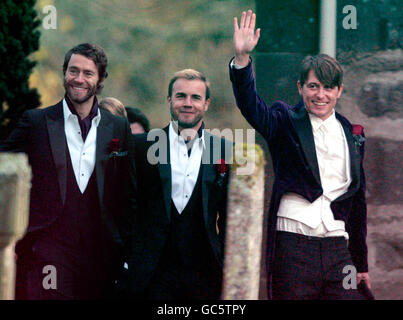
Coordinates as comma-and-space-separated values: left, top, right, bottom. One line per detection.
229, 60, 368, 296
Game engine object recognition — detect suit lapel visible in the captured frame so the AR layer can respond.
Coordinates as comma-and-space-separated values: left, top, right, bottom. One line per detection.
158, 126, 172, 221
289, 105, 321, 186
46, 101, 67, 206
95, 110, 114, 205
335, 114, 361, 201
201, 131, 218, 224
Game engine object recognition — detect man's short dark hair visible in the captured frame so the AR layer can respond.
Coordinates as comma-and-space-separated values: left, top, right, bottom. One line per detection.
63, 43, 108, 94
125, 107, 150, 132
299, 54, 343, 89
168, 69, 210, 100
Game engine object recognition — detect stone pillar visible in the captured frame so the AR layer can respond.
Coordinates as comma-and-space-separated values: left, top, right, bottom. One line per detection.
0, 153, 31, 300
222, 144, 265, 300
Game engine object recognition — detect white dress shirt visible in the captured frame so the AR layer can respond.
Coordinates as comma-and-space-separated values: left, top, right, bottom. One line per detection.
63, 99, 101, 193
169, 122, 205, 214
277, 110, 351, 239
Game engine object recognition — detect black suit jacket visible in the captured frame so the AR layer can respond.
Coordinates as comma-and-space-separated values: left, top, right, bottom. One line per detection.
123, 125, 232, 294
0, 100, 133, 274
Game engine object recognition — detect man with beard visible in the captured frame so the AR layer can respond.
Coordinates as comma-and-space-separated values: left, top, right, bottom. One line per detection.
122, 69, 232, 299
0, 43, 133, 299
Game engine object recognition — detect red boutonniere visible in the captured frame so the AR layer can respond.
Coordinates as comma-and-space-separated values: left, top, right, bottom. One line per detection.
215, 159, 229, 188
352, 124, 365, 147
217, 159, 228, 176
352, 124, 364, 136
110, 138, 120, 153
109, 138, 128, 158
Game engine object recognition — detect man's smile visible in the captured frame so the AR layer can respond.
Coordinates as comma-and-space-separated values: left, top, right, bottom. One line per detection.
312, 101, 329, 108
70, 85, 88, 92
312, 101, 328, 106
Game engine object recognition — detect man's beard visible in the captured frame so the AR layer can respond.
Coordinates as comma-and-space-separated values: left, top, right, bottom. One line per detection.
170, 104, 203, 129
64, 79, 98, 104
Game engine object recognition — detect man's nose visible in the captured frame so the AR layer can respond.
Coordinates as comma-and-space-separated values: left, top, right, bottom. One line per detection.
74, 72, 85, 83
184, 96, 192, 106
316, 87, 325, 99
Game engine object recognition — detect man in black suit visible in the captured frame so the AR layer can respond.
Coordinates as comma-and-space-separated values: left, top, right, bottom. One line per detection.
0, 43, 133, 299
123, 69, 232, 300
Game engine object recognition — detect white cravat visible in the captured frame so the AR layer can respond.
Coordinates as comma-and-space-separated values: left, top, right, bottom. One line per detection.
169, 122, 205, 214
277, 110, 351, 239
63, 99, 100, 193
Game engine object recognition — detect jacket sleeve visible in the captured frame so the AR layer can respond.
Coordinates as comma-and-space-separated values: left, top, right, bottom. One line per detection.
119, 129, 137, 259
229, 58, 287, 141
347, 134, 368, 273
0, 110, 33, 152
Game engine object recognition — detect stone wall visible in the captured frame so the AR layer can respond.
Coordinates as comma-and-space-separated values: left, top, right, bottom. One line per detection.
338, 49, 403, 300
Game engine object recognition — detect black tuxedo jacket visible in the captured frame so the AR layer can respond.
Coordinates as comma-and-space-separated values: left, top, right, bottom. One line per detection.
123, 125, 232, 294
0, 100, 133, 272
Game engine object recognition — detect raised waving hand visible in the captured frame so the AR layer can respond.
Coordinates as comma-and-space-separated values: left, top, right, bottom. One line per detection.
233, 10, 261, 67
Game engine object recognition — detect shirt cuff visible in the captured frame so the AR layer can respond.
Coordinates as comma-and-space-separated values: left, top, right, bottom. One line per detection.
230, 58, 250, 70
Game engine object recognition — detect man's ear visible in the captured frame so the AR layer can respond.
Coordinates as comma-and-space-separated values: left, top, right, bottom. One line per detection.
167, 95, 171, 104
96, 80, 105, 94
337, 84, 344, 98
204, 98, 211, 111
297, 80, 303, 96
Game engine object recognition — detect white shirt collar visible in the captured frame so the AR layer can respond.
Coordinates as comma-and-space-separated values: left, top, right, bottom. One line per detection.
62, 98, 101, 126
169, 121, 206, 149
308, 109, 337, 132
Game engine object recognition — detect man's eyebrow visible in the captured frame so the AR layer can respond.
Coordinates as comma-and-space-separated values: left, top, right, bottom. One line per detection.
68, 66, 95, 73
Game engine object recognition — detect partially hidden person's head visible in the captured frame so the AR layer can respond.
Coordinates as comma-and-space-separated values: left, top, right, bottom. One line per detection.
99, 97, 127, 118
125, 107, 150, 134
297, 53, 344, 121
167, 69, 211, 131
63, 43, 108, 105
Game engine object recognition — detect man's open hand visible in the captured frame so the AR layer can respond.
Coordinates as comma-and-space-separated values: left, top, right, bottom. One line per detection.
233, 10, 261, 67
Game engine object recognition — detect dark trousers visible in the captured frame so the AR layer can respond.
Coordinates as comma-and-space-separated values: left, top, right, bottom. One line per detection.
272, 231, 365, 300
145, 260, 222, 300
15, 240, 105, 300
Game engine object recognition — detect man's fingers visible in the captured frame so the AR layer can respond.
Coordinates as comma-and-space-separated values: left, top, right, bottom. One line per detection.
234, 17, 239, 32
245, 10, 252, 28
250, 12, 256, 30
255, 28, 261, 41
357, 273, 372, 289
240, 11, 246, 28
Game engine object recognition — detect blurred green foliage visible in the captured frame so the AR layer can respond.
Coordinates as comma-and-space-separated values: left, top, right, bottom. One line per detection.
0, 0, 41, 140
32, 0, 254, 130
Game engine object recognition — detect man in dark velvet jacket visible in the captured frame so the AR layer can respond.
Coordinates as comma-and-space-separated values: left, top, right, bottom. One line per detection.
0, 43, 133, 299
229, 10, 370, 299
